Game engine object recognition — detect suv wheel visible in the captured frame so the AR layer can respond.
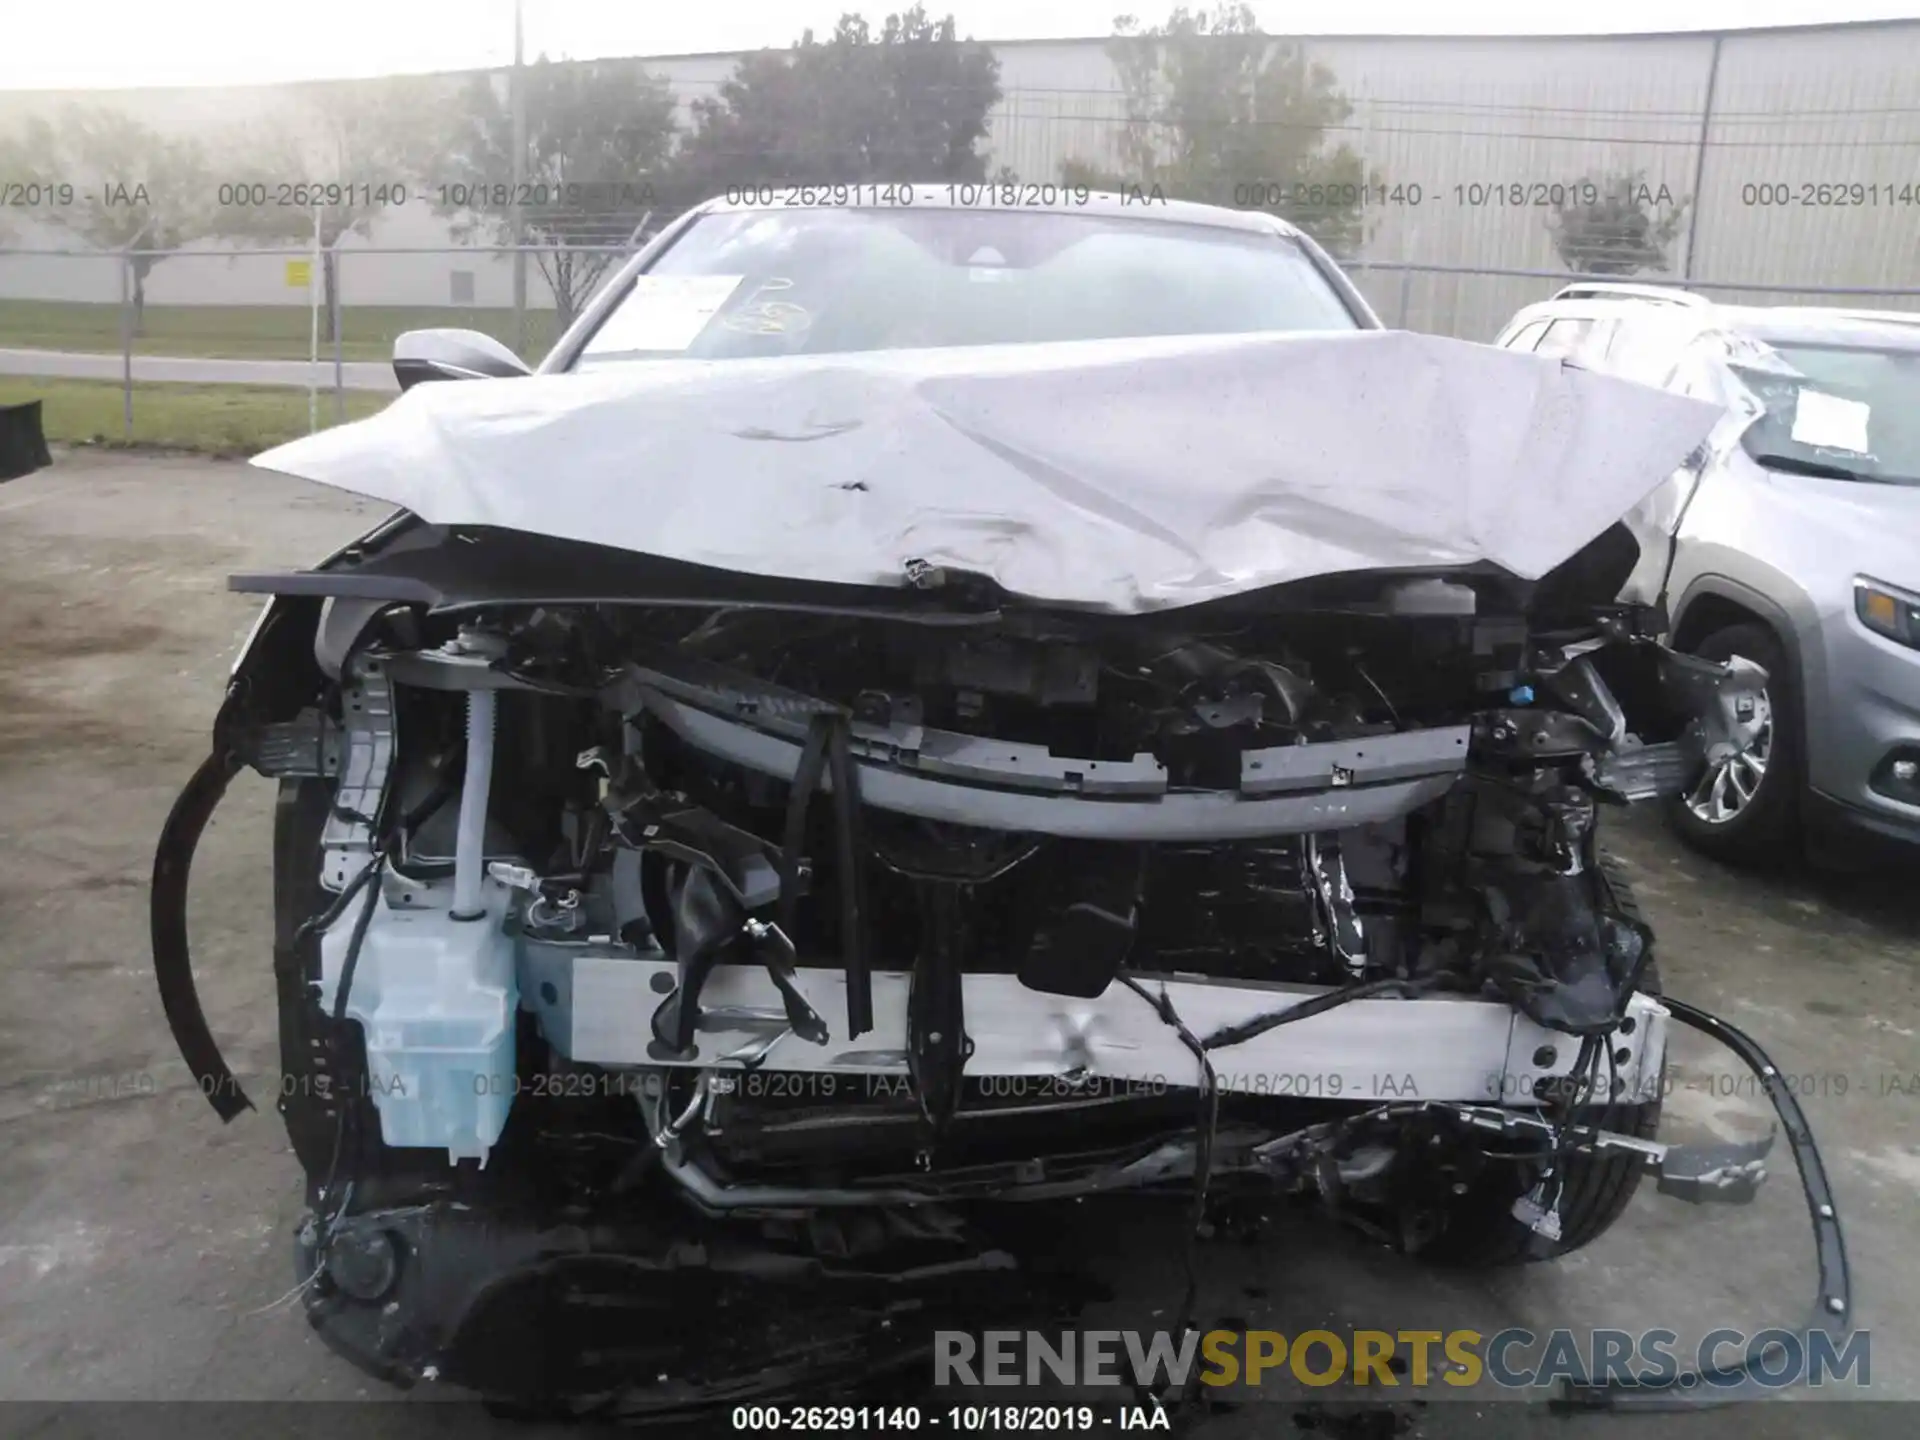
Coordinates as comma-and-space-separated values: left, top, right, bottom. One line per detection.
1667, 621, 1800, 865
1412, 855, 1662, 1267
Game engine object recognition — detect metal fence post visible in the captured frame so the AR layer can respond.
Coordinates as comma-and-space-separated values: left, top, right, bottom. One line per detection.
1680, 35, 1722, 281
307, 206, 321, 435
510, 0, 528, 356
332, 242, 345, 424
119, 248, 133, 442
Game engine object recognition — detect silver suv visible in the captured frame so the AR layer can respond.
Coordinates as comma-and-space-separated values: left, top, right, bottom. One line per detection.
1496, 283, 1920, 863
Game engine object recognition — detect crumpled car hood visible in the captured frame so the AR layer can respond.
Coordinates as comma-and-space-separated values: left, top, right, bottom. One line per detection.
252, 329, 1721, 614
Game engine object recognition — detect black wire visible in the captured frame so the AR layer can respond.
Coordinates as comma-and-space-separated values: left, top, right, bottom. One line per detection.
316, 849, 388, 1236
1117, 973, 1218, 1407
497, 668, 598, 699
1200, 976, 1422, 1051
292, 846, 382, 945
1517, 1035, 1606, 1174
1562, 1036, 1600, 1125
302, 747, 462, 1238
296, 747, 464, 949
1351, 659, 1401, 727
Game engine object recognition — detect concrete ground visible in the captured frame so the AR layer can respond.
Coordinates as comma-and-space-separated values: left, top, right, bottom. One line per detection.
0, 453, 1913, 1436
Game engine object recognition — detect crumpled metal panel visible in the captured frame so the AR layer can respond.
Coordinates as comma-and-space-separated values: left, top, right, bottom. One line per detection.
251, 330, 1720, 615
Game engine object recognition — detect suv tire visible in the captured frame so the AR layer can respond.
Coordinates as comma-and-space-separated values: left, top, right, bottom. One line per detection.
1413, 855, 1663, 1268
1667, 621, 1800, 866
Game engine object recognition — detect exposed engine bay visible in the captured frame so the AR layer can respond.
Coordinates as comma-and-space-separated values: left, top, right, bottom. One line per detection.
148, 520, 1850, 1414
313, 565, 1683, 1161
148, 333, 1850, 1415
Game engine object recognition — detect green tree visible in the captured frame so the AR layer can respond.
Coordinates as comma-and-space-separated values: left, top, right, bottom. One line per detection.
0, 128, 27, 243
1062, 4, 1375, 256
435, 57, 680, 329
220, 78, 441, 341
1547, 169, 1691, 275
672, 7, 1002, 194
27, 106, 215, 333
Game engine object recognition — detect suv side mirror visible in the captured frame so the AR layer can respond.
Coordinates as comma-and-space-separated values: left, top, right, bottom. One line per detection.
392, 329, 532, 390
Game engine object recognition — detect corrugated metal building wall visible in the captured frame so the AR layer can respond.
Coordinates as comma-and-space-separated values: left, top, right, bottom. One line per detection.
968, 24, 1920, 337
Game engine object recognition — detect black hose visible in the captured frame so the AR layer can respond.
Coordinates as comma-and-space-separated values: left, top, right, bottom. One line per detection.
150, 749, 253, 1122
772, 713, 872, 1037
825, 717, 873, 1038
150, 731, 456, 1126
776, 717, 834, 945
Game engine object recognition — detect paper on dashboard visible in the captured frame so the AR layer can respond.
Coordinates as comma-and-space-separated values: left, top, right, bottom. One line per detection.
583, 275, 746, 354
1789, 389, 1872, 454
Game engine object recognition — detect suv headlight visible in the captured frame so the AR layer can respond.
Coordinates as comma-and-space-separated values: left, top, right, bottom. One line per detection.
1856, 577, 1920, 650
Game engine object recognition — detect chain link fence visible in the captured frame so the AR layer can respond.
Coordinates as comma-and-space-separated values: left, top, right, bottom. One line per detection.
0, 210, 1914, 444
3, 21, 1917, 444
1345, 262, 1920, 339
0, 242, 639, 443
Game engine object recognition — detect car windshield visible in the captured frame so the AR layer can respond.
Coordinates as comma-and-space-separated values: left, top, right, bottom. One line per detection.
1734, 340, 1920, 487
573, 207, 1360, 365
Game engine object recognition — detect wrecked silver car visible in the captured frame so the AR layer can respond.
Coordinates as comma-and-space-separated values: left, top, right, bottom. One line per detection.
151, 194, 1848, 1415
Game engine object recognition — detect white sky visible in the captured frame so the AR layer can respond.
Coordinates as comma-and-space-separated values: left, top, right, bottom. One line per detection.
4, 0, 1917, 89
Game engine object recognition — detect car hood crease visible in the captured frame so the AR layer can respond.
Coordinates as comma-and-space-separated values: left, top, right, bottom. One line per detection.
252, 329, 1722, 615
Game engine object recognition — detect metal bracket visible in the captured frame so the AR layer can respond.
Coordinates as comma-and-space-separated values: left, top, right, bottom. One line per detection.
907, 886, 974, 1137
320, 661, 395, 891
243, 707, 342, 779
1259, 1100, 1773, 1209
1654, 1135, 1772, 1204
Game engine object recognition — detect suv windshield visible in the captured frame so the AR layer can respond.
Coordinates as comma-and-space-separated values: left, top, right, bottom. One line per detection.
1735, 340, 1920, 487
574, 207, 1360, 365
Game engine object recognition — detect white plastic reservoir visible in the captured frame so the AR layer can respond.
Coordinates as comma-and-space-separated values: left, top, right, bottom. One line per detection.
316, 882, 518, 1164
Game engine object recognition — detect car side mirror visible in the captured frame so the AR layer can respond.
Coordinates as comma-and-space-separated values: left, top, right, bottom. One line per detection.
392, 329, 532, 390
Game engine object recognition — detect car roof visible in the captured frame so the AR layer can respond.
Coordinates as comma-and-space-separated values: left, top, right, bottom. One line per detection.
1502, 289, 1920, 351
1709, 305, 1920, 351
691, 185, 1305, 239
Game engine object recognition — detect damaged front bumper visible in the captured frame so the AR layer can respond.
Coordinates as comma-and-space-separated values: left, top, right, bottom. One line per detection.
151, 572, 1845, 1416
275, 996, 1845, 1414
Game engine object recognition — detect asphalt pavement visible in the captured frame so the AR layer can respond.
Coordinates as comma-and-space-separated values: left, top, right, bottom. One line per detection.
0, 453, 1914, 1439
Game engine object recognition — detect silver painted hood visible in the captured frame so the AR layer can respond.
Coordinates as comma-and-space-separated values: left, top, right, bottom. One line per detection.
252, 329, 1721, 614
